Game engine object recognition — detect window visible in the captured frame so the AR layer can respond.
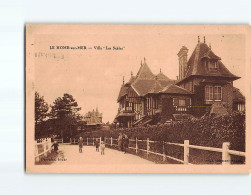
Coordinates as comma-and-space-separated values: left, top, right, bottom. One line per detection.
238, 103, 245, 112
205, 85, 222, 101
208, 61, 218, 71
173, 98, 189, 106
153, 97, 158, 109
205, 86, 214, 101
214, 86, 222, 101
147, 97, 151, 109
179, 99, 185, 106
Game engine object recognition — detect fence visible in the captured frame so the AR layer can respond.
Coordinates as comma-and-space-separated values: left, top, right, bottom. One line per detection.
71, 137, 245, 164
34, 138, 52, 162
54, 138, 64, 143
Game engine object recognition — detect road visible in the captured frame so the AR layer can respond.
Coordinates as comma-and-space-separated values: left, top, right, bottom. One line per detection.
51, 144, 154, 165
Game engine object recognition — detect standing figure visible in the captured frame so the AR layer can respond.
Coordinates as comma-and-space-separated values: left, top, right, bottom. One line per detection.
51, 141, 59, 153
123, 135, 129, 154
78, 137, 83, 153
95, 138, 100, 152
100, 141, 105, 155
117, 134, 122, 151
121, 134, 125, 152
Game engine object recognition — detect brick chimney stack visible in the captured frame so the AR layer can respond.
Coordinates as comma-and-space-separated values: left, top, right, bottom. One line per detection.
177, 46, 189, 80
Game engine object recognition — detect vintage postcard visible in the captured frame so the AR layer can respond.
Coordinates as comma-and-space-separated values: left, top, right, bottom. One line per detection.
26, 24, 251, 173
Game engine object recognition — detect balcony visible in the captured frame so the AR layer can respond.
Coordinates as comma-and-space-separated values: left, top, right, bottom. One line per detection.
174, 106, 190, 112
118, 107, 134, 113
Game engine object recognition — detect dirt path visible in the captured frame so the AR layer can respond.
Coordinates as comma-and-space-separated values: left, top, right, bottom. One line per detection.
50, 144, 154, 165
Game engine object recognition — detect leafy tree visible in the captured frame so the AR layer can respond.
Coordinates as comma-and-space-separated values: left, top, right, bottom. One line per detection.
35, 91, 49, 138
35, 91, 49, 124
50, 93, 82, 138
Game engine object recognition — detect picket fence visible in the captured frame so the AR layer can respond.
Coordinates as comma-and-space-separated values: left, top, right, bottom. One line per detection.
70, 137, 245, 164
34, 138, 52, 162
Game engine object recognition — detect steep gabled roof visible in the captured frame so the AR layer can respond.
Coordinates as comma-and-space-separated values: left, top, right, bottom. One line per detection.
117, 84, 128, 102
233, 87, 245, 103
156, 72, 176, 86
146, 80, 164, 95
182, 43, 239, 81
132, 79, 156, 96
135, 62, 155, 80
125, 76, 136, 86
131, 61, 157, 96
157, 72, 171, 80
160, 84, 192, 95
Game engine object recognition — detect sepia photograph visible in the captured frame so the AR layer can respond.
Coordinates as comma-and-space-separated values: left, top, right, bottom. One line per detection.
26, 25, 250, 173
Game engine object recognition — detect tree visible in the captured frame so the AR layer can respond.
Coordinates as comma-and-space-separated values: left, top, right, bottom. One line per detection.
50, 93, 82, 138
35, 92, 49, 138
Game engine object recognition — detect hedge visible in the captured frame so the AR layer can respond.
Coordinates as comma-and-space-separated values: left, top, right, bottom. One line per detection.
75, 111, 245, 164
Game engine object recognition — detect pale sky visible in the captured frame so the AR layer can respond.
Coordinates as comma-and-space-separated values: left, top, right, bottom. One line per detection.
30, 25, 247, 123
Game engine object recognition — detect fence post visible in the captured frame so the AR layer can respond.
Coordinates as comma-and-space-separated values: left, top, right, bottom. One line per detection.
111, 137, 113, 146
100, 137, 102, 144
35, 144, 39, 163
44, 142, 48, 157
222, 142, 231, 165
147, 138, 150, 159
93, 137, 94, 146
62, 138, 63, 143
87, 138, 89, 145
163, 141, 166, 162
184, 140, 189, 164
46, 140, 49, 154
136, 138, 138, 154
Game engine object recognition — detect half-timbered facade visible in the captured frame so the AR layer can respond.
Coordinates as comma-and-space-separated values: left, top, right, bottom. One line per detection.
114, 37, 245, 127
114, 59, 192, 127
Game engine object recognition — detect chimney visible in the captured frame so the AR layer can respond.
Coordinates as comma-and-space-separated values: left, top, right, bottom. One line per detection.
177, 46, 188, 80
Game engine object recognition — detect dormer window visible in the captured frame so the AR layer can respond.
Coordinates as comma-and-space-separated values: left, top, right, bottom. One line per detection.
208, 60, 218, 71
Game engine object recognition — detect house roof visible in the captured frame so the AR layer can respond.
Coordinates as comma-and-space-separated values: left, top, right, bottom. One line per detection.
233, 87, 245, 103
132, 79, 157, 96
135, 61, 156, 80
180, 43, 239, 82
156, 72, 176, 86
117, 84, 128, 102
125, 76, 136, 86
147, 80, 164, 94
131, 61, 177, 96
118, 59, 186, 98
157, 72, 171, 80
160, 84, 192, 95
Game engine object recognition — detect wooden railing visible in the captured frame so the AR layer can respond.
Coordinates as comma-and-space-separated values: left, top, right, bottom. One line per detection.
71, 137, 245, 164
54, 138, 64, 143
34, 138, 52, 162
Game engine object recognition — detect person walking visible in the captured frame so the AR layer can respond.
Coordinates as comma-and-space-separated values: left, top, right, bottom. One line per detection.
51, 141, 59, 153
117, 134, 122, 151
100, 141, 105, 155
78, 137, 83, 153
121, 134, 125, 152
95, 138, 100, 152
123, 135, 129, 154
